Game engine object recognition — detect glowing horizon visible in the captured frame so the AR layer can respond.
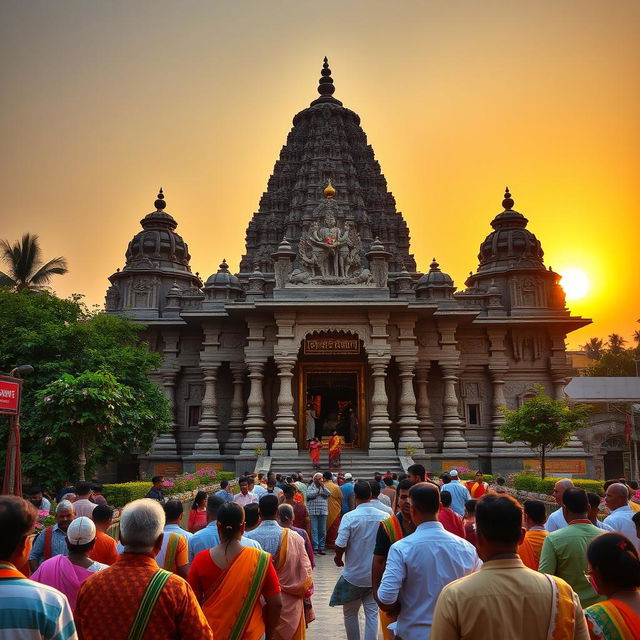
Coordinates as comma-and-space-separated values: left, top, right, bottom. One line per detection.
1, 1, 638, 350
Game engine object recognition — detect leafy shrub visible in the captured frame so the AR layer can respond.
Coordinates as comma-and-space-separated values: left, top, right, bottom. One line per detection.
103, 482, 152, 507
513, 473, 603, 495
460, 473, 495, 483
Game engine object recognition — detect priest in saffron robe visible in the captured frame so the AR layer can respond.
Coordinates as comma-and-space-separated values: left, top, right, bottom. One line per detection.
324, 471, 343, 548
518, 499, 548, 570
328, 430, 343, 468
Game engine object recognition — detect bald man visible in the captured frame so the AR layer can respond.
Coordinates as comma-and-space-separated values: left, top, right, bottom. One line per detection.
545, 479, 574, 532
603, 483, 640, 552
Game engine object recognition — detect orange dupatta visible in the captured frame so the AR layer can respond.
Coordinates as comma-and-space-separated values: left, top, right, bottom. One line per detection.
518, 529, 548, 570
546, 575, 577, 640
379, 516, 406, 640
200, 547, 271, 640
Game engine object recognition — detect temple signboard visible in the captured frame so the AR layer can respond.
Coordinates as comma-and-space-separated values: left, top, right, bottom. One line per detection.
304, 336, 360, 356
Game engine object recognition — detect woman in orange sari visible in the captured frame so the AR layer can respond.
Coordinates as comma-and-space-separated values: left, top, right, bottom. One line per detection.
308, 437, 322, 470
187, 503, 282, 640
584, 533, 640, 639
328, 430, 343, 468
323, 471, 343, 548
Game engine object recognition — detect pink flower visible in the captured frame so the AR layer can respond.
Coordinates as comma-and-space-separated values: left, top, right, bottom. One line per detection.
38, 510, 50, 518
163, 480, 175, 487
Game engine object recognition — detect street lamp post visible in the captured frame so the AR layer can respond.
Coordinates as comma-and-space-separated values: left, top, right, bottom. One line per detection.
2, 365, 33, 496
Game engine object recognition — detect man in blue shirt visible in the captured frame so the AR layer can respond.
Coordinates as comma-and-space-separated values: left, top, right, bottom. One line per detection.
340, 473, 355, 514
189, 495, 224, 562
440, 470, 471, 517
29, 499, 74, 571
214, 480, 235, 502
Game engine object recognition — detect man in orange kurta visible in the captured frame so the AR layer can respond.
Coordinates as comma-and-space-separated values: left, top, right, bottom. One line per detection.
465, 472, 489, 499
75, 498, 212, 640
518, 499, 548, 570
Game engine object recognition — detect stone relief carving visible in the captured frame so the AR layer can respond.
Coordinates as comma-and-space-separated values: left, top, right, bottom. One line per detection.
511, 277, 545, 308
511, 332, 544, 361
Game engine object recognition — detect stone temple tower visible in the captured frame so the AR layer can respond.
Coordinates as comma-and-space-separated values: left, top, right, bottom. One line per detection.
239, 57, 416, 287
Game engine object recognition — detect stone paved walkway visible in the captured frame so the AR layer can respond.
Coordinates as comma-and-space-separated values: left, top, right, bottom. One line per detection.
308, 549, 382, 640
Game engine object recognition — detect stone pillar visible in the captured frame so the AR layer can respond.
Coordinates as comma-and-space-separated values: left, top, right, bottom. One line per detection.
151, 371, 179, 455
225, 364, 246, 455
396, 360, 424, 453
240, 362, 267, 454
194, 364, 220, 455
551, 372, 585, 452
272, 358, 298, 450
368, 358, 395, 453
415, 363, 438, 452
441, 365, 468, 453
552, 374, 566, 401
489, 368, 512, 452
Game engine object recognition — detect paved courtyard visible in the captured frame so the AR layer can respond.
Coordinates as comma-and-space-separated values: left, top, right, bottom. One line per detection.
309, 550, 382, 640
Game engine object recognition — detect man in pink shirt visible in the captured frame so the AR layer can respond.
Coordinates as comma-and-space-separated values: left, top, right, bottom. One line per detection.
233, 477, 258, 507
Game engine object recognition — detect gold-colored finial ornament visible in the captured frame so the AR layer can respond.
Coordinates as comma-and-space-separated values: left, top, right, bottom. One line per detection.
323, 179, 336, 199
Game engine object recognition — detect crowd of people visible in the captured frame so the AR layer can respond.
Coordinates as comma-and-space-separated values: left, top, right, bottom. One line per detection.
1, 466, 640, 639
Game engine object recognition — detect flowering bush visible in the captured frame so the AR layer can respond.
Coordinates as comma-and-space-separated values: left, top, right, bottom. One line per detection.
165, 469, 219, 494
34, 512, 56, 533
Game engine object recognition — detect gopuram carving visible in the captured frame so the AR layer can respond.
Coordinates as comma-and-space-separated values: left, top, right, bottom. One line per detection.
288, 181, 373, 286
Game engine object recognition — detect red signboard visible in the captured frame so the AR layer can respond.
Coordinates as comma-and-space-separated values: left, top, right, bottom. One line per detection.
0, 376, 22, 415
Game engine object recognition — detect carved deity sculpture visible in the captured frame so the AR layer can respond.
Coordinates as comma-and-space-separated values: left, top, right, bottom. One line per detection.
292, 181, 369, 285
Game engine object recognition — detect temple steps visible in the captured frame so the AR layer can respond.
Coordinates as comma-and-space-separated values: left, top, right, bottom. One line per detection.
269, 450, 404, 479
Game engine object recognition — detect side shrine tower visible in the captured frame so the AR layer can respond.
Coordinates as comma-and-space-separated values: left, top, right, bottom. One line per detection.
106, 59, 592, 479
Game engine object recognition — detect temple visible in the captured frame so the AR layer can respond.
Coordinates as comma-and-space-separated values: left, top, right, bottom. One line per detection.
105, 58, 592, 477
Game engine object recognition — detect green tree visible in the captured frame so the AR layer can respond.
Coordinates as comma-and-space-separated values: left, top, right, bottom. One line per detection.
0, 289, 170, 488
35, 371, 157, 481
582, 337, 605, 360
584, 350, 638, 377
499, 386, 590, 478
0, 233, 68, 291
607, 333, 627, 355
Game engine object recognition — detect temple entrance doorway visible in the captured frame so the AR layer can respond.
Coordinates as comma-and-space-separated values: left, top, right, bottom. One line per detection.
298, 363, 366, 449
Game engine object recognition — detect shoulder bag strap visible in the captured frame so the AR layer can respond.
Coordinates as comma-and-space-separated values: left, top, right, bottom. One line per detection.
127, 569, 172, 640
44, 526, 53, 560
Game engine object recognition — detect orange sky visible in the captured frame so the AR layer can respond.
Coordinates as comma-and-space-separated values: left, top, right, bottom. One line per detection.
1, 1, 639, 349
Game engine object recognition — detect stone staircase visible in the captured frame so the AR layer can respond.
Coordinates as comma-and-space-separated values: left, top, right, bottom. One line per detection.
269, 449, 404, 479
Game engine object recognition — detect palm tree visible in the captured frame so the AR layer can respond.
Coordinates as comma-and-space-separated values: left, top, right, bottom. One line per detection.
582, 337, 605, 360
607, 333, 627, 355
0, 233, 68, 291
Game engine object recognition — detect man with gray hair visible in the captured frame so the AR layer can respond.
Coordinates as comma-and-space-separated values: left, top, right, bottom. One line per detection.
545, 478, 574, 532
75, 499, 212, 639
604, 482, 640, 552
29, 499, 74, 571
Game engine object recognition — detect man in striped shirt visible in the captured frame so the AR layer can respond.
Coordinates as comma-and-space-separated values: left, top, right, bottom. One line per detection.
0, 495, 77, 639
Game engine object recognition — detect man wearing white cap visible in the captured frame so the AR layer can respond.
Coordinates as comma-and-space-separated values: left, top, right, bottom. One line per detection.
341, 472, 356, 514
31, 516, 108, 610
440, 470, 471, 517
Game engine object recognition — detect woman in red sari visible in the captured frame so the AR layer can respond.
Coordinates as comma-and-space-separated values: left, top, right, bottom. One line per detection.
584, 533, 640, 639
308, 437, 322, 470
187, 502, 282, 640
328, 430, 343, 469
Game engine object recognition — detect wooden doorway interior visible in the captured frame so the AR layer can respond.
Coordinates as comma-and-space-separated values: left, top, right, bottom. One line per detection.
298, 362, 366, 449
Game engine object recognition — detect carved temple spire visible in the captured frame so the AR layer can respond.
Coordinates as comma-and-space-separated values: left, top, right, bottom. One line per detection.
318, 56, 335, 98
502, 186, 514, 211
154, 187, 166, 211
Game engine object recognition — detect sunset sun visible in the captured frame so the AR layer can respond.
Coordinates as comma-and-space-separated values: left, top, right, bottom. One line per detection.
560, 267, 591, 301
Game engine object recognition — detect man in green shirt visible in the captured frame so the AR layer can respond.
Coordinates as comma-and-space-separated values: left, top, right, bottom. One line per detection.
538, 487, 604, 607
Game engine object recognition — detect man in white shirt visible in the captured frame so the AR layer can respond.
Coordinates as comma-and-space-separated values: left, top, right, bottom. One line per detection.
545, 478, 574, 532
377, 483, 481, 639
369, 480, 393, 515
233, 477, 258, 507
331, 480, 389, 640
603, 482, 640, 552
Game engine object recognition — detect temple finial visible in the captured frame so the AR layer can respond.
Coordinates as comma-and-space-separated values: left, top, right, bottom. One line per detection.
317, 56, 335, 98
154, 187, 166, 210
502, 186, 514, 210
323, 178, 336, 199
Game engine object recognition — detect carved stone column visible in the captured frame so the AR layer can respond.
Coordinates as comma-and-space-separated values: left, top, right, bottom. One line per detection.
194, 364, 220, 455
151, 371, 179, 455
368, 358, 395, 453
397, 360, 424, 453
225, 364, 246, 455
240, 362, 267, 454
441, 365, 468, 452
415, 363, 437, 452
272, 358, 298, 450
552, 374, 567, 401
489, 368, 512, 452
